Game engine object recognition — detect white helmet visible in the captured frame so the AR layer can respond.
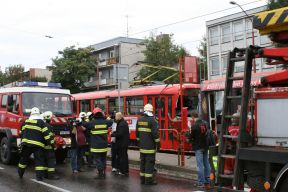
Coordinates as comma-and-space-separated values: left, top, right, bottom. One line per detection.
144, 104, 153, 112
87, 112, 92, 117
79, 112, 86, 119
43, 111, 53, 120
31, 107, 40, 115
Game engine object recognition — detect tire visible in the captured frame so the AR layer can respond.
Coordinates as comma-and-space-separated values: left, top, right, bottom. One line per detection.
279, 176, 288, 192
0, 137, 12, 164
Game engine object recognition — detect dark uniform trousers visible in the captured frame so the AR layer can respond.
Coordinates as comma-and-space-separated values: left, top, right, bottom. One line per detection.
118, 147, 129, 173
44, 148, 56, 174
93, 152, 107, 171
18, 146, 45, 179
140, 153, 156, 183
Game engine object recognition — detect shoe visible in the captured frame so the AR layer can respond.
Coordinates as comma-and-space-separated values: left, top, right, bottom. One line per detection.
72, 170, 78, 174
112, 168, 117, 172
47, 174, 60, 180
117, 172, 129, 177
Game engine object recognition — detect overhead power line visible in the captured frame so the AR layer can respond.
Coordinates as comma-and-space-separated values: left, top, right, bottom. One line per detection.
129, 0, 264, 36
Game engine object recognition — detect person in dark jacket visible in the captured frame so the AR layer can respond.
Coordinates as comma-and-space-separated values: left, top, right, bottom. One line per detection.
190, 112, 210, 188
111, 112, 130, 176
86, 107, 113, 179
136, 104, 159, 185
18, 107, 55, 181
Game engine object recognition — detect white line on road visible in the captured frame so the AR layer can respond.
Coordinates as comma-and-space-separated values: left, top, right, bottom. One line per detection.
0, 167, 4, 170
31, 179, 72, 192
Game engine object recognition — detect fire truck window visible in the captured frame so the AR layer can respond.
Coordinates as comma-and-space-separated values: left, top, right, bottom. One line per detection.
22, 93, 72, 116
80, 100, 90, 113
126, 97, 143, 115
94, 99, 106, 112
109, 97, 124, 117
1, 95, 7, 108
12, 95, 19, 114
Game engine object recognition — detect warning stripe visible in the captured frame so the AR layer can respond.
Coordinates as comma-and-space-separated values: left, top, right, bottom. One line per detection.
253, 6, 288, 35
53, 118, 60, 123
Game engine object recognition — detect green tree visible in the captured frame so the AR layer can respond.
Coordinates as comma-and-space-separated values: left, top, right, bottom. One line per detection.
267, 0, 288, 10
197, 37, 208, 81
5, 64, 25, 83
51, 46, 96, 93
138, 34, 188, 84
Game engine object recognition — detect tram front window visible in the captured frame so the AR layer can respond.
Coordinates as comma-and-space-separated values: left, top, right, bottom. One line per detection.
176, 95, 199, 117
22, 92, 72, 116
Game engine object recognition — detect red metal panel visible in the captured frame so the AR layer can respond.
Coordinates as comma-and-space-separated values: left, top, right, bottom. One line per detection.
184, 56, 198, 83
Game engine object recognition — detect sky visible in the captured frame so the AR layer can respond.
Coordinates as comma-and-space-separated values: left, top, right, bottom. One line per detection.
0, 0, 267, 71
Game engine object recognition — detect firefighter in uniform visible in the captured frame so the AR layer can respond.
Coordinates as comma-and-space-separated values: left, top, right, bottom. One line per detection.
42, 111, 59, 180
18, 107, 55, 181
136, 104, 160, 185
86, 107, 113, 179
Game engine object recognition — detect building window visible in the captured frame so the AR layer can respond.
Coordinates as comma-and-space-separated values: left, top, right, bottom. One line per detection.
221, 24, 230, 43
110, 50, 115, 58
233, 20, 244, 41
246, 19, 253, 39
210, 57, 220, 75
221, 55, 228, 71
209, 27, 219, 45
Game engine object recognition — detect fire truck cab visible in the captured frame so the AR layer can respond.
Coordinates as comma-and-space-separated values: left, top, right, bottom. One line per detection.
0, 82, 73, 164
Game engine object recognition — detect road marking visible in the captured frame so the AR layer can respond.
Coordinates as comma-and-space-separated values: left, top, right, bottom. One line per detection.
31, 179, 72, 192
0, 167, 4, 170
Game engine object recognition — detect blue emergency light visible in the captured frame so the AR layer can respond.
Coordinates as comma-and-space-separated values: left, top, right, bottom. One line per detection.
16, 81, 62, 88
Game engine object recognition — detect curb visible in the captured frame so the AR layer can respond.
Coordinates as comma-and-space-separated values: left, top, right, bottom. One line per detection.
107, 155, 198, 180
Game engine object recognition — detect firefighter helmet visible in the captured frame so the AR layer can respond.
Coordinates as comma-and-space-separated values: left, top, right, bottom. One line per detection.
144, 104, 153, 112
87, 112, 92, 117
43, 111, 53, 120
79, 112, 86, 119
31, 107, 40, 115
92, 107, 102, 114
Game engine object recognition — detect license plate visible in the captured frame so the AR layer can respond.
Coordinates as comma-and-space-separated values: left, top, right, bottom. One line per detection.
60, 131, 70, 135
63, 138, 71, 145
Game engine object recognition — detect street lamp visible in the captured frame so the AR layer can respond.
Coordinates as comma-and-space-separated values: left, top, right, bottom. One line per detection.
114, 44, 121, 112
229, 1, 256, 73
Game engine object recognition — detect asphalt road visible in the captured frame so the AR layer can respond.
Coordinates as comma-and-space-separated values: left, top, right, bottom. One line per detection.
0, 161, 204, 192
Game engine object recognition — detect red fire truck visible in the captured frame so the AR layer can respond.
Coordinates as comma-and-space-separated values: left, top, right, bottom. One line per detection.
72, 83, 200, 153
208, 6, 288, 192
0, 82, 74, 164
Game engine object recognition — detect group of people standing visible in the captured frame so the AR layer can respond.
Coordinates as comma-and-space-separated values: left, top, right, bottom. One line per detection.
17, 103, 160, 185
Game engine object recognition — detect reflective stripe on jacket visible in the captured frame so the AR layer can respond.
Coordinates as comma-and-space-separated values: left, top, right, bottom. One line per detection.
21, 119, 54, 148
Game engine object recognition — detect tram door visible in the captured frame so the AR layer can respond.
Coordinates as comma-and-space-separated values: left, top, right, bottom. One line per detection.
208, 93, 217, 131
148, 96, 170, 150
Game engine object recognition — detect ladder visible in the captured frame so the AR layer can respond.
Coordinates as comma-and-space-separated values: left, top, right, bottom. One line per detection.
217, 47, 254, 190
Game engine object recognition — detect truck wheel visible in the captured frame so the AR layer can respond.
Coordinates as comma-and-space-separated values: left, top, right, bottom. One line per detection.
0, 137, 12, 164
279, 177, 288, 192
